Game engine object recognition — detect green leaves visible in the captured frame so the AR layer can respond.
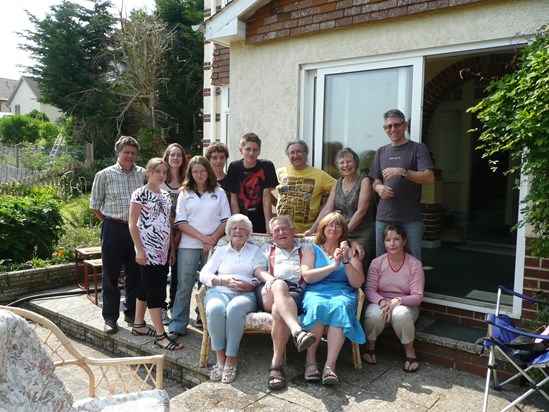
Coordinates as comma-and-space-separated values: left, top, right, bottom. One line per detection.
470, 26, 549, 257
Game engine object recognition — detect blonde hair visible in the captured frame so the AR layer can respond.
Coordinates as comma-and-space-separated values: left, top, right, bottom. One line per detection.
315, 211, 349, 245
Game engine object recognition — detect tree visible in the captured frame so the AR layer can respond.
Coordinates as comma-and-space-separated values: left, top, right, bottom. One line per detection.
105, 11, 175, 134
19, 0, 118, 156
156, 0, 204, 150
469, 26, 549, 257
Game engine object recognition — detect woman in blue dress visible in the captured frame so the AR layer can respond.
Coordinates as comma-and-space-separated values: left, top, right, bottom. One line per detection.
300, 211, 365, 385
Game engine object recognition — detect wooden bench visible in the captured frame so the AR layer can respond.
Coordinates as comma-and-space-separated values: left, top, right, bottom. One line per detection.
195, 234, 364, 369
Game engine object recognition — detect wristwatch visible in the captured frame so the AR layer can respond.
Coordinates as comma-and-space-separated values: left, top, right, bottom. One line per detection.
401, 168, 409, 178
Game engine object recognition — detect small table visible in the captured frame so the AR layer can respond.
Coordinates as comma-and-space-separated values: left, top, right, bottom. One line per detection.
83, 258, 103, 305
75, 247, 101, 302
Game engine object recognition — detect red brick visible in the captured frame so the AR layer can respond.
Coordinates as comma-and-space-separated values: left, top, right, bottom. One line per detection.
446, 307, 475, 318
524, 268, 549, 280
542, 258, 549, 269
525, 257, 541, 268
428, 0, 450, 10
319, 20, 337, 30
335, 16, 353, 27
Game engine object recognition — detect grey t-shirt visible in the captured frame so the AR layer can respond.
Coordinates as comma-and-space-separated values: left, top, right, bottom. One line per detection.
369, 140, 433, 222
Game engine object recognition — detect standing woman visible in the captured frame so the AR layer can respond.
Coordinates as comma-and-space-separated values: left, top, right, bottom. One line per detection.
300, 212, 365, 385
304, 148, 375, 271
169, 156, 231, 338
363, 225, 424, 372
161, 143, 187, 324
128, 158, 184, 350
199, 214, 259, 384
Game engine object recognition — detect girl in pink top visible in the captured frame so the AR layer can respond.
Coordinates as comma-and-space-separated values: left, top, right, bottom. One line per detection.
363, 225, 424, 372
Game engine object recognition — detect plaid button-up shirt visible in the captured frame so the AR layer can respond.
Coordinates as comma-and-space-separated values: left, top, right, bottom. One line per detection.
90, 161, 145, 221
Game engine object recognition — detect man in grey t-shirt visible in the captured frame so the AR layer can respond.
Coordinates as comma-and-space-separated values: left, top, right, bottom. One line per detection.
369, 109, 434, 260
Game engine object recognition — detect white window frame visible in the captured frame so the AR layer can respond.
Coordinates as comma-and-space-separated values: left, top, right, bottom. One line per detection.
299, 39, 528, 318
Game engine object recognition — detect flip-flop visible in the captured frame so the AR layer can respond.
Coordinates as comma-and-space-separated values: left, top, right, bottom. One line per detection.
403, 357, 419, 373
362, 349, 377, 365
268, 365, 286, 390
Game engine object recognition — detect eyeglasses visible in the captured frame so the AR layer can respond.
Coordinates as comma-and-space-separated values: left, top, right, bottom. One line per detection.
383, 122, 404, 130
230, 226, 248, 232
191, 170, 208, 175
326, 223, 343, 229
288, 149, 305, 156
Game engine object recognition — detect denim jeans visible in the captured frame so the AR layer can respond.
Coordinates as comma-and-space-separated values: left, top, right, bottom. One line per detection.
375, 220, 424, 261
169, 248, 208, 334
204, 288, 257, 357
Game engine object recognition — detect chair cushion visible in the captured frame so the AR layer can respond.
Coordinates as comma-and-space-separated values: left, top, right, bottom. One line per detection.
244, 312, 273, 331
0, 309, 74, 411
71, 389, 169, 412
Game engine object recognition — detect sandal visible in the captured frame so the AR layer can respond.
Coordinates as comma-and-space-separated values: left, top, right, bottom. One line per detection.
209, 362, 224, 381
362, 349, 377, 365
154, 333, 185, 351
131, 322, 156, 336
267, 365, 286, 390
403, 357, 419, 373
304, 361, 321, 381
221, 364, 238, 384
293, 329, 317, 352
322, 366, 339, 386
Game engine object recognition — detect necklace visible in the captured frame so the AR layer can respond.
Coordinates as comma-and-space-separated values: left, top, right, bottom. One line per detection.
321, 244, 335, 260
388, 254, 406, 273
342, 176, 357, 195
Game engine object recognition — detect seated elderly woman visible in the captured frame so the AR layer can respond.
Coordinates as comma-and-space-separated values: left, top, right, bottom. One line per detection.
362, 225, 425, 373
199, 214, 260, 384
300, 212, 365, 386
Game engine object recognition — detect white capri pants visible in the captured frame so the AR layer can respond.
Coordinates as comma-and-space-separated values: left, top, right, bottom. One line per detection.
363, 303, 419, 345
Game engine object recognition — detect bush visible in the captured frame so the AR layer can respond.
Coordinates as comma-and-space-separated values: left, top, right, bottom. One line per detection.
0, 190, 64, 262
137, 127, 168, 165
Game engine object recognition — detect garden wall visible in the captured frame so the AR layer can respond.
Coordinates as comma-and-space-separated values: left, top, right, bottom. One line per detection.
0, 264, 75, 305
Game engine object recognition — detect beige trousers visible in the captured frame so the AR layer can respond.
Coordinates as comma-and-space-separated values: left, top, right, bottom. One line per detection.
363, 303, 419, 345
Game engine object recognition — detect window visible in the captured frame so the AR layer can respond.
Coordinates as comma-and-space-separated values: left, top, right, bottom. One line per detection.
301, 57, 424, 173
14, 105, 20, 114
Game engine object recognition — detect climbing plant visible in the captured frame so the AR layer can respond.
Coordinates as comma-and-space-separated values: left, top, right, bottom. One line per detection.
469, 26, 549, 257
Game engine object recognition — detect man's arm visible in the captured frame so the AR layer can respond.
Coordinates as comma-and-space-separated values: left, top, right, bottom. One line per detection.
262, 188, 273, 233
230, 193, 240, 215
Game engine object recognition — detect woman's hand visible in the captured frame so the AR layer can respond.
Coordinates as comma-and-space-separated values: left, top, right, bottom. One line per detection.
168, 249, 176, 266
332, 247, 343, 268
228, 279, 254, 292
135, 248, 147, 266
380, 298, 400, 323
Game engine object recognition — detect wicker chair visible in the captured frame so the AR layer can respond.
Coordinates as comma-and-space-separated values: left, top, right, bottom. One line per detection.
0, 306, 168, 411
195, 234, 364, 369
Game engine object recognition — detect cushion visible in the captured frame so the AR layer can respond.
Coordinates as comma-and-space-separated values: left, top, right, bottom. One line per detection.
244, 312, 274, 331
71, 389, 169, 412
0, 309, 74, 412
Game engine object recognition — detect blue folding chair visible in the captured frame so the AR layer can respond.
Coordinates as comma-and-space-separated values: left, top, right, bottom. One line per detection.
482, 285, 549, 412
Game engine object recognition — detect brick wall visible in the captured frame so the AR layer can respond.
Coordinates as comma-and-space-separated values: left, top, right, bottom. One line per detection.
521, 237, 549, 323
211, 44, 230, 85
245, 0, 487, 44
0, 264, 75, 305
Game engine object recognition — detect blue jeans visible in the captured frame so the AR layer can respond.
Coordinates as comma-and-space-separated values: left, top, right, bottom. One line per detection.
169, 248, 208, 334
375, 220, 424, 261
204, 289, 257, 357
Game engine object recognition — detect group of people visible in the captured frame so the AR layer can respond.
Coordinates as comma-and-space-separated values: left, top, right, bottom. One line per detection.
89, 108, 433, 388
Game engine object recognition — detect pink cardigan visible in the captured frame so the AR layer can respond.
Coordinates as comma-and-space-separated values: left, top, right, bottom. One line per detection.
365, 253, 425, 307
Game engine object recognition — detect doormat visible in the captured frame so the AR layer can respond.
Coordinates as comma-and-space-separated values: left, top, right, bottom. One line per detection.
421, 319, 485, 344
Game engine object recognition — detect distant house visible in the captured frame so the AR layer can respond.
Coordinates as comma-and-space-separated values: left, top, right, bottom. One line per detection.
7, 76, 62, 122
200, 0, 549, 336
0, 78, 17, 113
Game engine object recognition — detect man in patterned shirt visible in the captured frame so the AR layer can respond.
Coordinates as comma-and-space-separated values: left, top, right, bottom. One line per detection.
90, 136, 145, 334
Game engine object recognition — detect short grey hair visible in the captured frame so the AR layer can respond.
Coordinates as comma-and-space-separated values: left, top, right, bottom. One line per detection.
225, 214, 253, 238
383, 109, 406, 123
285, 139, 309, 156
115, 135, 140, 152
269, 215, 295, 231
334, 147, 359, 168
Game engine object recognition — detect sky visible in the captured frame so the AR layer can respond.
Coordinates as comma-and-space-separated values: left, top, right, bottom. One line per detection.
0, 0, 156, 80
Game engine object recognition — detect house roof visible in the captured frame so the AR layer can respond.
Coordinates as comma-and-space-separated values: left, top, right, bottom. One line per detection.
0, 78, 17, 101
202, 0, 270, 45
7, 76, 41, 106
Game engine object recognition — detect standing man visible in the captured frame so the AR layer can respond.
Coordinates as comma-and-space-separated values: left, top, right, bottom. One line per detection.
226, 132, 278, 234
254, 216, 317, 390
205, 141, 229, 192
369, 109, 434, 260
276, 139, 336, 234
90, 136, 145, 334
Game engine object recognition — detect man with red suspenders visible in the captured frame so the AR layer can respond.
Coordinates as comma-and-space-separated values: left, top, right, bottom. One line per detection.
254, 215, 316, 390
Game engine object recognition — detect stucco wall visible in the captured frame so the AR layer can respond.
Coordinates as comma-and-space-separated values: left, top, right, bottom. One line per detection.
226, 0, 548, 168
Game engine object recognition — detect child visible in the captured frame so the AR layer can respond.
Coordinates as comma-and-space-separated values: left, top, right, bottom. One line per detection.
225, 132, 278, 233
128, 157, 184, 350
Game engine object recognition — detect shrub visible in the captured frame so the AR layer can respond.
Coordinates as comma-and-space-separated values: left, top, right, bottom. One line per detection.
0, 114, 41, 144
0, 190, 64, 262
137, 127, 167, 165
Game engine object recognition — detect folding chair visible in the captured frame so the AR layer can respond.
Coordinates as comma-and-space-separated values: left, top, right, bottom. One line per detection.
482, 285, 549, 412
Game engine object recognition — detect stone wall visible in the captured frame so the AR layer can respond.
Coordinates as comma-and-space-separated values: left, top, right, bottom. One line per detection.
0, 264, 75, 305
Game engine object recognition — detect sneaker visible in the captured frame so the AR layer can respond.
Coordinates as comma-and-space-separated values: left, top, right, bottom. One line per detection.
103, 320, 118, 334
194, 317, 203, 329
162, 309, 170, 325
